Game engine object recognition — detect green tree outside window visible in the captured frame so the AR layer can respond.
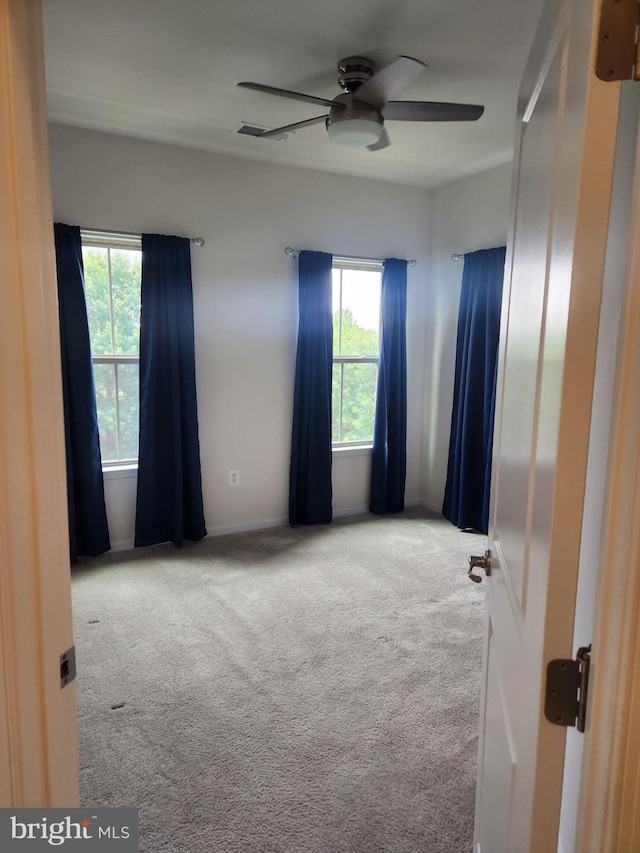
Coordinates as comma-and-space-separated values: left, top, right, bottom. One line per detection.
82, 246, 141, 464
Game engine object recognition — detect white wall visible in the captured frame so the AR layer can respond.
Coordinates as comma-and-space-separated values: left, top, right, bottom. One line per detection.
48, 124, 432, 548
420, 163, 513, 512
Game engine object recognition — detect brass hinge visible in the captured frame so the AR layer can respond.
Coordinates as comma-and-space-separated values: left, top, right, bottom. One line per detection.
596, 0, 640, 81
544, 645, 591, 732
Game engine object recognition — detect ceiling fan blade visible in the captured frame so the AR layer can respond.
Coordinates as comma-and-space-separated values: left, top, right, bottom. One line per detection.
238, 82, 341, 110
354, 55, 427, 108
367, 127, 391, 151
259, 114, 328, 138
383, 101, 485, 122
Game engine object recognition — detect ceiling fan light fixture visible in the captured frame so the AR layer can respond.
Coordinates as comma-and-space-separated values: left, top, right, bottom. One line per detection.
326, 115, 384, 147
239, 54, 484, 151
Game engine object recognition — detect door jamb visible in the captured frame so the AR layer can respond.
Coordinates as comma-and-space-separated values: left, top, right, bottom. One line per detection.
577, 103, 640, 851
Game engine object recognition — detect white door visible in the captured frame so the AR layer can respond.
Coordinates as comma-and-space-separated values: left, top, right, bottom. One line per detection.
474, 0, 622, 849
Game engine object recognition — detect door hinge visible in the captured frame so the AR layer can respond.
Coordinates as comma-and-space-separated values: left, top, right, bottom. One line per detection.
60, 646, 76, 688
596, 0, 640, 82
544, 645, 591, 732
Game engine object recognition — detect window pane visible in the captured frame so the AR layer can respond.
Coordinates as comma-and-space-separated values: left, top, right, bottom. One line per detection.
332, 270, 341, 357
340, 362, 378, 443
93, 362, 118, 462
332, 363, 343, 443
82, 247, 113, 355
116, 363, 139, 460
110, 249, 142, 355
335, 269, 381, 357
84, 239, 142, 465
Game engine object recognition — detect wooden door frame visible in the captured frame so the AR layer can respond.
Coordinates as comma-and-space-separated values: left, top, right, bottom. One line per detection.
577, 95, 640, 851
0, 0, 79, 806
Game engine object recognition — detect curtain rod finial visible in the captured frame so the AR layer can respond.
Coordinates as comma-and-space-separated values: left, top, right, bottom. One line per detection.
451, 253, 464, 261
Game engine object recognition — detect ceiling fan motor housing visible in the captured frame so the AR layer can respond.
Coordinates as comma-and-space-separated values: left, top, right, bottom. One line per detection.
337, 56, 375, 93
326, 93, 384, 146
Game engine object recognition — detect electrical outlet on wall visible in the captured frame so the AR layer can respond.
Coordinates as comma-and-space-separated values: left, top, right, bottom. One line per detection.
229, 470, 240, 486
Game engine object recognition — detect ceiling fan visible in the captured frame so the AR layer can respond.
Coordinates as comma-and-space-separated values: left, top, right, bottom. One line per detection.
238, 55, 484, 151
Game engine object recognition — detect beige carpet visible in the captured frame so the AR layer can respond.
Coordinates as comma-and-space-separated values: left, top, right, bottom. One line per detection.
71, 508, 486, 852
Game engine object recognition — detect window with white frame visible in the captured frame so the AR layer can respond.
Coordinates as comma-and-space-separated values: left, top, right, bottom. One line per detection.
81, 230, 142, 465
331, 259, 382, 447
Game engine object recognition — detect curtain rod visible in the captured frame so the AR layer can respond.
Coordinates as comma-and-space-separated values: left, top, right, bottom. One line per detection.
81, 226, 204, 246
451, 253, 464, 261
284, 247, 416, 266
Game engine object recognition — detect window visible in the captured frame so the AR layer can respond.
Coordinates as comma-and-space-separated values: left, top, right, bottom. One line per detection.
81, 230, 142, 466
331, 260, 382, 447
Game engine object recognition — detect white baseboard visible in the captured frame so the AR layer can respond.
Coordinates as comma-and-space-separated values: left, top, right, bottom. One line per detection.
207, 517, 289, 537
332, 504, 368, 519
209, 501, 423, 535
420, 498, 443, 515
333, 498, 419, 519
110, 539, 135, 552
110, 500, 426, 550
209, 508, 371, 533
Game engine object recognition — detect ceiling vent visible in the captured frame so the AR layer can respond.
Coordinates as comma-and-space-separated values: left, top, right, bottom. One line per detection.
236, 123, 267, 136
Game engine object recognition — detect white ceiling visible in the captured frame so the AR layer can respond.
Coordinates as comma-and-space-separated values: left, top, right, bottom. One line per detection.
42, 0, 543, 190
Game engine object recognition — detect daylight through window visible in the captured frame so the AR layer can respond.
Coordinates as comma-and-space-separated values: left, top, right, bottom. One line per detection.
81, 230, 142, 465
332, 260, 382, 446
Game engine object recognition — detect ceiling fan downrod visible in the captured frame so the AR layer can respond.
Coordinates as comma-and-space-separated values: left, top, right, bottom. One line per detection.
337, 56, 375, 93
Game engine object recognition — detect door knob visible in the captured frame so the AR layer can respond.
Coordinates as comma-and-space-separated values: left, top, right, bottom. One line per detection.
468, 550, 492, 583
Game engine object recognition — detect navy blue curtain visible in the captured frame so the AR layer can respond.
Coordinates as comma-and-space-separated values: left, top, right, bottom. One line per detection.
135, 234, 207, 547
442, 246, 506, 533
289, 250, 333, 525
370, 258, 408, 514
54, 223, 110, 562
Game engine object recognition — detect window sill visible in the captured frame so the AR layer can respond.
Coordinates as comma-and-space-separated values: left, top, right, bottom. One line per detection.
102, 464, 138, 480
332, 445, 372, 458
